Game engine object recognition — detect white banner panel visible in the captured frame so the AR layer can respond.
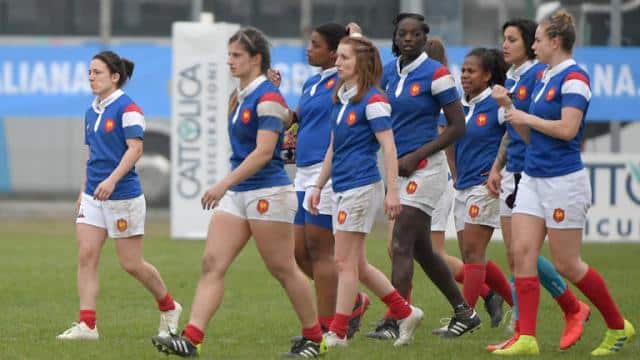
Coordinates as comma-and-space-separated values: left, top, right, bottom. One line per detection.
582, 153, 640, 242
442, 153, 640, 242
171, 22, 239, 239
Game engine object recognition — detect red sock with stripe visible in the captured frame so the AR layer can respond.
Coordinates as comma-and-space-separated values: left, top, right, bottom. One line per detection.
574, 267, 624, 329
329, 313, 350, 339
79, 309, 96, 329
183, 323, 204, 345
157, 292, 176, 312
515, 277, 540, 336
462, 263, 486, 308
302, 323, 324, 343
485, 261, 514, 306
381, 290, 411, 320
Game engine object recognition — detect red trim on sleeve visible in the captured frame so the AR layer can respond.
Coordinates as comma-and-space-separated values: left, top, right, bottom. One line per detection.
258, 92, 287, 107
124, 103, 144, 115
565, 71, 590, 86
432, 66, 451, 80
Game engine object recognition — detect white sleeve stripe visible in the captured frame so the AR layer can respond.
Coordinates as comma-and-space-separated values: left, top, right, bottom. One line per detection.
257, 100, 288, 121
431, 75, 456, 95
561, 79, 592, 101
122, 112, 145, 130
365, 102, 391, 120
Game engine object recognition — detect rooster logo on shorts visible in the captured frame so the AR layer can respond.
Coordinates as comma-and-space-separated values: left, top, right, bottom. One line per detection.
257, 199, 269, 214
468, 204, 480, 218
553, 208, 565, 223
337, 211, 347, 224
116, 218, 128, 232
406, 181, 418, 195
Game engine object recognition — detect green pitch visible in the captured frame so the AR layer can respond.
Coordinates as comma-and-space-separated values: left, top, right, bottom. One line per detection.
1, 219, 638, 359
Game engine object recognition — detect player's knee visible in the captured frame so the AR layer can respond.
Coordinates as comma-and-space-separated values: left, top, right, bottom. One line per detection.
552, 257, 583, 282
201, 253, 225, 278
119, 257, 143, 275
78, 250, 100, 269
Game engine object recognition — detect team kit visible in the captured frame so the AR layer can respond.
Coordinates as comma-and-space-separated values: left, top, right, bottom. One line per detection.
56, 11, 635, 359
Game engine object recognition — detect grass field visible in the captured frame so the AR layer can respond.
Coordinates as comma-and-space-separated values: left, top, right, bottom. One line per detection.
1, 218, 639, 359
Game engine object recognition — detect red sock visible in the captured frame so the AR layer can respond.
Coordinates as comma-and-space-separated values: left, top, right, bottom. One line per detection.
79, 309, 96, 329
183, 323, 204, 345
556, 288, 581, 315
574, 267, 624, 329
515, 277, 540, 336
157, 292, 176, 312
381, 290, 411, 320
462, 263, 486, 308
485, 261, 514, 306
455, 270, 491, 298
329, 313, 350, 339
514, 319, 520, 333
318, 315, 333, 331
302, 323, 323, 343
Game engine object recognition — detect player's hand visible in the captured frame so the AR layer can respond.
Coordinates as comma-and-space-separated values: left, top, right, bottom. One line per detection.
505, 108, 528, 126
486, 167, 502, 198
492, 85, 512, 108
267, 68, 282, 88
201, 182, 227, 210
93, 178, 116, 201
346, 22, 362, 36
307, 186, 321, 215
384, 189, 402, 220
398, 152, 421, 177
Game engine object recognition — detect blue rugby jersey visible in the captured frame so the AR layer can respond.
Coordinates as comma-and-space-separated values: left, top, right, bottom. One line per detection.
331, 85, 392, 193
525, 59, 591, 178
455, 87, 506, 190
84, 89, 144, 200
382, 52, 459, 157
503, 61, 546, 173
228, 75, 291, 191
296, 67, 338, 167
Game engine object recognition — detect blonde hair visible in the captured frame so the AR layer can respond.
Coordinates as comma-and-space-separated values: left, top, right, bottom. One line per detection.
541, 10, 576, 52
332, 36, 383, 104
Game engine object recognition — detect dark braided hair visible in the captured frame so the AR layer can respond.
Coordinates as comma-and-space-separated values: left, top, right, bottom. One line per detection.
466, 47, 508, 87
92, 51, 134, 88
391, 13, 430, 57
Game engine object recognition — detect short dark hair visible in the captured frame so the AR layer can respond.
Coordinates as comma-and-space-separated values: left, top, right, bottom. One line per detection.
92, 51, 134, 88
392, 13, 430, 57
466, 47, 508, 87
502, 18, 537, 60
314, 23, 348, 52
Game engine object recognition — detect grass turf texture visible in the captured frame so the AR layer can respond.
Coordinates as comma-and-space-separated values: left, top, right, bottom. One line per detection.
1, 219, 638, 359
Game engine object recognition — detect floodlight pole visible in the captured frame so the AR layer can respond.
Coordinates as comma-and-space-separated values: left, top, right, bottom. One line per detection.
100, 0, 112, 47
610, 0, 622, 153
191, 0, 203, 22
400, 0, 424, 13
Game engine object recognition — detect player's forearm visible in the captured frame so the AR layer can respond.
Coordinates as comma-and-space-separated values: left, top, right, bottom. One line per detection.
492, 132, 510, 172
108, 143, 143, 184
315, 145, 333, 189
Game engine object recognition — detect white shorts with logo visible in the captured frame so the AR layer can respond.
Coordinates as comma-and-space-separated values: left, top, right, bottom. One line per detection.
215, 184, 297, 223
499, 171, 516, 217
398, 151, 448, 216
454, 184, 500, 232
513, 169, 591, 229
295, 163, 334, 216
332, 181, 384, 234
431, 178, 454, 232
76, 193, 145, 238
